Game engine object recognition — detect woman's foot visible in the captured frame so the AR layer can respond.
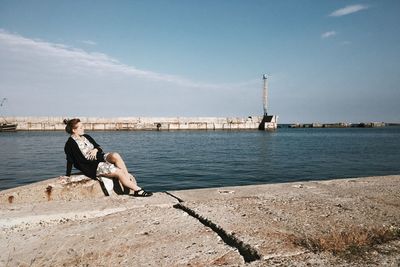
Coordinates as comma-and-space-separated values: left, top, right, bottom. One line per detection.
133, 189, 153, 197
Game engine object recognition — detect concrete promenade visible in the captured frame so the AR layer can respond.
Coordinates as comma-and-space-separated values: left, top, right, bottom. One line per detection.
1, 175, 399, 266
2, 116, 263, 131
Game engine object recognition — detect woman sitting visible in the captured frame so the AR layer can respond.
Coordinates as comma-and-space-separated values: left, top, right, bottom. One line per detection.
63, 118, 152, 197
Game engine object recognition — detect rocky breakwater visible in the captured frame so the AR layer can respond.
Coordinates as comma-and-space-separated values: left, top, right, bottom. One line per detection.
1, 175, 400, 266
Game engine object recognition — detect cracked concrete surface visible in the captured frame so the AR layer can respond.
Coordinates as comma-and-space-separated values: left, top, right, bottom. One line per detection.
1, 175, 400, 266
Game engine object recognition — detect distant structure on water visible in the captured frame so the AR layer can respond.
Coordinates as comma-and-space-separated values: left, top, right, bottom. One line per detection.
0, 98, 17, 132
262, 74, 269, 116
259, 74, 278, 130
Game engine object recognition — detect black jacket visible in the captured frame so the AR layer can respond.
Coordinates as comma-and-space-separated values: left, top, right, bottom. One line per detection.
64, 134, 105, 179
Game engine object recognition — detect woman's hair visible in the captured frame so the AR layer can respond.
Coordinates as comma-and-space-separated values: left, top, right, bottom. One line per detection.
63, 118, 81, 134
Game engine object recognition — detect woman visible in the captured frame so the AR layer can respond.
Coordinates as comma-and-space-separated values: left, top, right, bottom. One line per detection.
63, 118, 152, 197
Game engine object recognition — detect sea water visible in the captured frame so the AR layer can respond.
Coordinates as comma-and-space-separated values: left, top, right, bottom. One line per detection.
0, 127, 399, 192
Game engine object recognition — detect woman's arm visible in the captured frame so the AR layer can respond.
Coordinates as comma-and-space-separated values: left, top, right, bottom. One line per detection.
66, 137, 96, 164
64, 140, 74, 175
84, 134, 103, 152
66, 161, 73, 176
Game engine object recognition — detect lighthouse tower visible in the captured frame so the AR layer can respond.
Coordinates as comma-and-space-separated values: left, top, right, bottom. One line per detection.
259, 74, 278, 130
262, 74, 269, 116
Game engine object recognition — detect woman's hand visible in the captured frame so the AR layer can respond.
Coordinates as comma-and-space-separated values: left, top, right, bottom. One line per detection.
88, 148, 98, 160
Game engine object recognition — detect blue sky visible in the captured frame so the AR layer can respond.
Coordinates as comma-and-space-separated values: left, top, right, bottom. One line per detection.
0, 0, 399, 123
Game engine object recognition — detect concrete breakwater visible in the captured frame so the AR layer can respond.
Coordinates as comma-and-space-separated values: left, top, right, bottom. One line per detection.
281, 122, 387, 128
1, 175, 399, 266
3, 116, 263, 131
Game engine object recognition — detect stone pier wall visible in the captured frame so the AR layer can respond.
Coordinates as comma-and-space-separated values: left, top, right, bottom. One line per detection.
3, 116, 263, 131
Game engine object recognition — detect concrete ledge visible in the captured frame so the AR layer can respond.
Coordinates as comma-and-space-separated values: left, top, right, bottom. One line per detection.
0, 174, 138, 205
0, 175, 106, 205
1, 175, 400, 266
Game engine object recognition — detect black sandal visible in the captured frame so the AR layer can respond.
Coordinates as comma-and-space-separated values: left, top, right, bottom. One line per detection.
133, 189, 153, 197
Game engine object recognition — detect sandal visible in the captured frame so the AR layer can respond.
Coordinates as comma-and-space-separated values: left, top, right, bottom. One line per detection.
133, 189, 153, 197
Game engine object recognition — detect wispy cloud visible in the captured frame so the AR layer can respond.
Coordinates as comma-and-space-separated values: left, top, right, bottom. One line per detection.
0, 29, 260, 89
0, 29, 260, 116
80, 40, 97, 45
321, 31, 337, 39
0, 30, 212, 88
329, 4, 369, 17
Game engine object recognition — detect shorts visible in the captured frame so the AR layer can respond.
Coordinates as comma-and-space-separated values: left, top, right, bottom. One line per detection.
96, 152, 118, 176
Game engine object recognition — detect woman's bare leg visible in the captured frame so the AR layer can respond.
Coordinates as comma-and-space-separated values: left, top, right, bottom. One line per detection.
103, 153, 151, 196
106, 153, 130, 175
102, 169, 141, 192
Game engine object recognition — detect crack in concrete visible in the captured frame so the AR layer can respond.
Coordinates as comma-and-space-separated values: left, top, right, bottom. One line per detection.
164, 191, 184, 203
170, 199, 261, 263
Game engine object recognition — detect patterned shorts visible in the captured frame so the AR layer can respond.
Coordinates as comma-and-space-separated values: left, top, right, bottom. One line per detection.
96, 153, 118, 176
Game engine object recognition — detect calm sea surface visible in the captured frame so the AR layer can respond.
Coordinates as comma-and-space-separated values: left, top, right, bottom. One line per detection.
1, 128, 399, 192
